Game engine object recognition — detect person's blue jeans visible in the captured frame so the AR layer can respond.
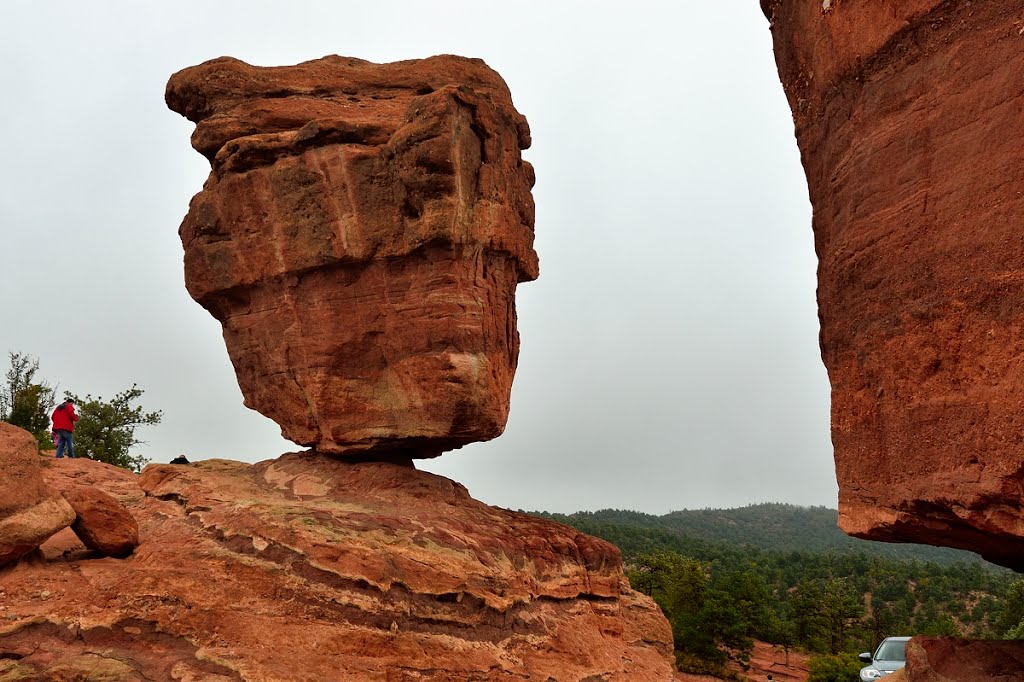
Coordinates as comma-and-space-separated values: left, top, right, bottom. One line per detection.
55, 430, 76, 459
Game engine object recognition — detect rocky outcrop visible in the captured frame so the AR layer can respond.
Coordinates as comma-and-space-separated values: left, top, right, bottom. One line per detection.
0, 423, 75, 564
150, 54, 674, 679
905, 637, 1024, 681
762, 2, 1024, 568
40, 457, 142, 558
62, 487, 139, 557
166, 55, 538, 459
0, 456, 676, 681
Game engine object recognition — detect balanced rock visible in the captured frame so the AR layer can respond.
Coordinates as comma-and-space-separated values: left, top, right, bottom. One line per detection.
166, 55, 538, 458
762, 2, 1024, 568
0, 455, 675, 680
0, 423, 75, 565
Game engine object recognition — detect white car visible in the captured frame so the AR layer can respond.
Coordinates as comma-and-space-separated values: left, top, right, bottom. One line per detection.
859, 636, 910, 680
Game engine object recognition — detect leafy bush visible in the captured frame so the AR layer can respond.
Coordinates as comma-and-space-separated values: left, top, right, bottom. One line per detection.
807, 652, 863, 682
0, 352, 57, 447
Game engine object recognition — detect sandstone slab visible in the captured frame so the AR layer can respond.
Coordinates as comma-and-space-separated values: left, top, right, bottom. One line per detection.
166, 55, 538, 458
0, 496, 76, 566
763, 1, 1024, 569
0, 423, 75, 565
905, 637, 1024, 682
0, 455, 675, 680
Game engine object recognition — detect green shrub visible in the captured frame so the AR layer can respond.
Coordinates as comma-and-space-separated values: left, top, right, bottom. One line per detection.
68, 386, 162, 472
807, 652, 863, 682
0, 352, 57, 447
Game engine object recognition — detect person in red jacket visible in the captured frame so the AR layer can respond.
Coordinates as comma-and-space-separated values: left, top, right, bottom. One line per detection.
52, 398, 80, 459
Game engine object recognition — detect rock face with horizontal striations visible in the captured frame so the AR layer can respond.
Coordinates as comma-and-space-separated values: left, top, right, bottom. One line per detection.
166, 55, 538, 459
0, 423, 75, 565
762, 2, 1024, 570
0, 456, 676, 680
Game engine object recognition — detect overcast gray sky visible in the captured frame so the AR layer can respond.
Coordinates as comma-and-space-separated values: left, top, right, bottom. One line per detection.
0, 1, 833, 514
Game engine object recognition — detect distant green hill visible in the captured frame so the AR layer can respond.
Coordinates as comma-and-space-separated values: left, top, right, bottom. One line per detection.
531, 503, 1017, 656
534, 502, 994, 567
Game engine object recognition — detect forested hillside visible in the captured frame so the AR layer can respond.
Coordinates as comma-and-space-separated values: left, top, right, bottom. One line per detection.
531, 503, 1022, 678
539, 503, 987, 565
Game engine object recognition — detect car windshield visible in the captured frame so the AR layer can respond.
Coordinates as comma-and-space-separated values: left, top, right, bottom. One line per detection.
875, 639, 907, 662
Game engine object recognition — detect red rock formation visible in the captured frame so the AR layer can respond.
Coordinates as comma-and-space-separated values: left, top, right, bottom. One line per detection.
40, 458, 142, 557
0, 456, 675, 680
905, 637, 1024, 681
36, 457, 143, 558
166, 55, 538, 458
62, 487, 139, 557
0, 423, 74, 564
762, 2, 1024, 568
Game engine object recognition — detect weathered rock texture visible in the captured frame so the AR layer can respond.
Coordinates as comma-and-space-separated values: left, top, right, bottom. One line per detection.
0, 423, 74, 564
63, 487, 139, 557
905, 637, 1024, 681
166, 55, 538, 458
40, 457, 141, 557
763, 2, 1024, 569
0, 456, 675, 681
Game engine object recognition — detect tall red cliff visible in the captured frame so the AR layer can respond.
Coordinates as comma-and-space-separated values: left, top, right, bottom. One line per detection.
762, 1, 1024, 570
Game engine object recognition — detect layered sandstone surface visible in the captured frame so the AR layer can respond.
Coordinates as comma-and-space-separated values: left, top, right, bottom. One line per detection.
762, 2, 1024, 568
166, 55, 538, 458
0, 455, 675, 681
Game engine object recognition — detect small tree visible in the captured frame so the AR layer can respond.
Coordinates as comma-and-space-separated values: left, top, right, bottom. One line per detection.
821, 577, 866, 654
68, 385, 162, 472
789, 579, 830, 651
995, 578, 1024, 639
0, 352, 57, 446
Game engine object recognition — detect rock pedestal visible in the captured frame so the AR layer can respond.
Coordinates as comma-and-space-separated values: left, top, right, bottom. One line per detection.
167, 55, 538, 458
0, 456, 676, 681
762, 1, 1024, 569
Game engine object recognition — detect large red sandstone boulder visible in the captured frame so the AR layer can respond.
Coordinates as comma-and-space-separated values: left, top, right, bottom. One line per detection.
40, 458, 142, 558
166, 55, 538, 459
0, 455, 675, 680
62, 487, 139, 557
905, 637, 1024, 681
0, 423, 47, 513
0, 423, 75, 565
762, 1, 1024, 569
